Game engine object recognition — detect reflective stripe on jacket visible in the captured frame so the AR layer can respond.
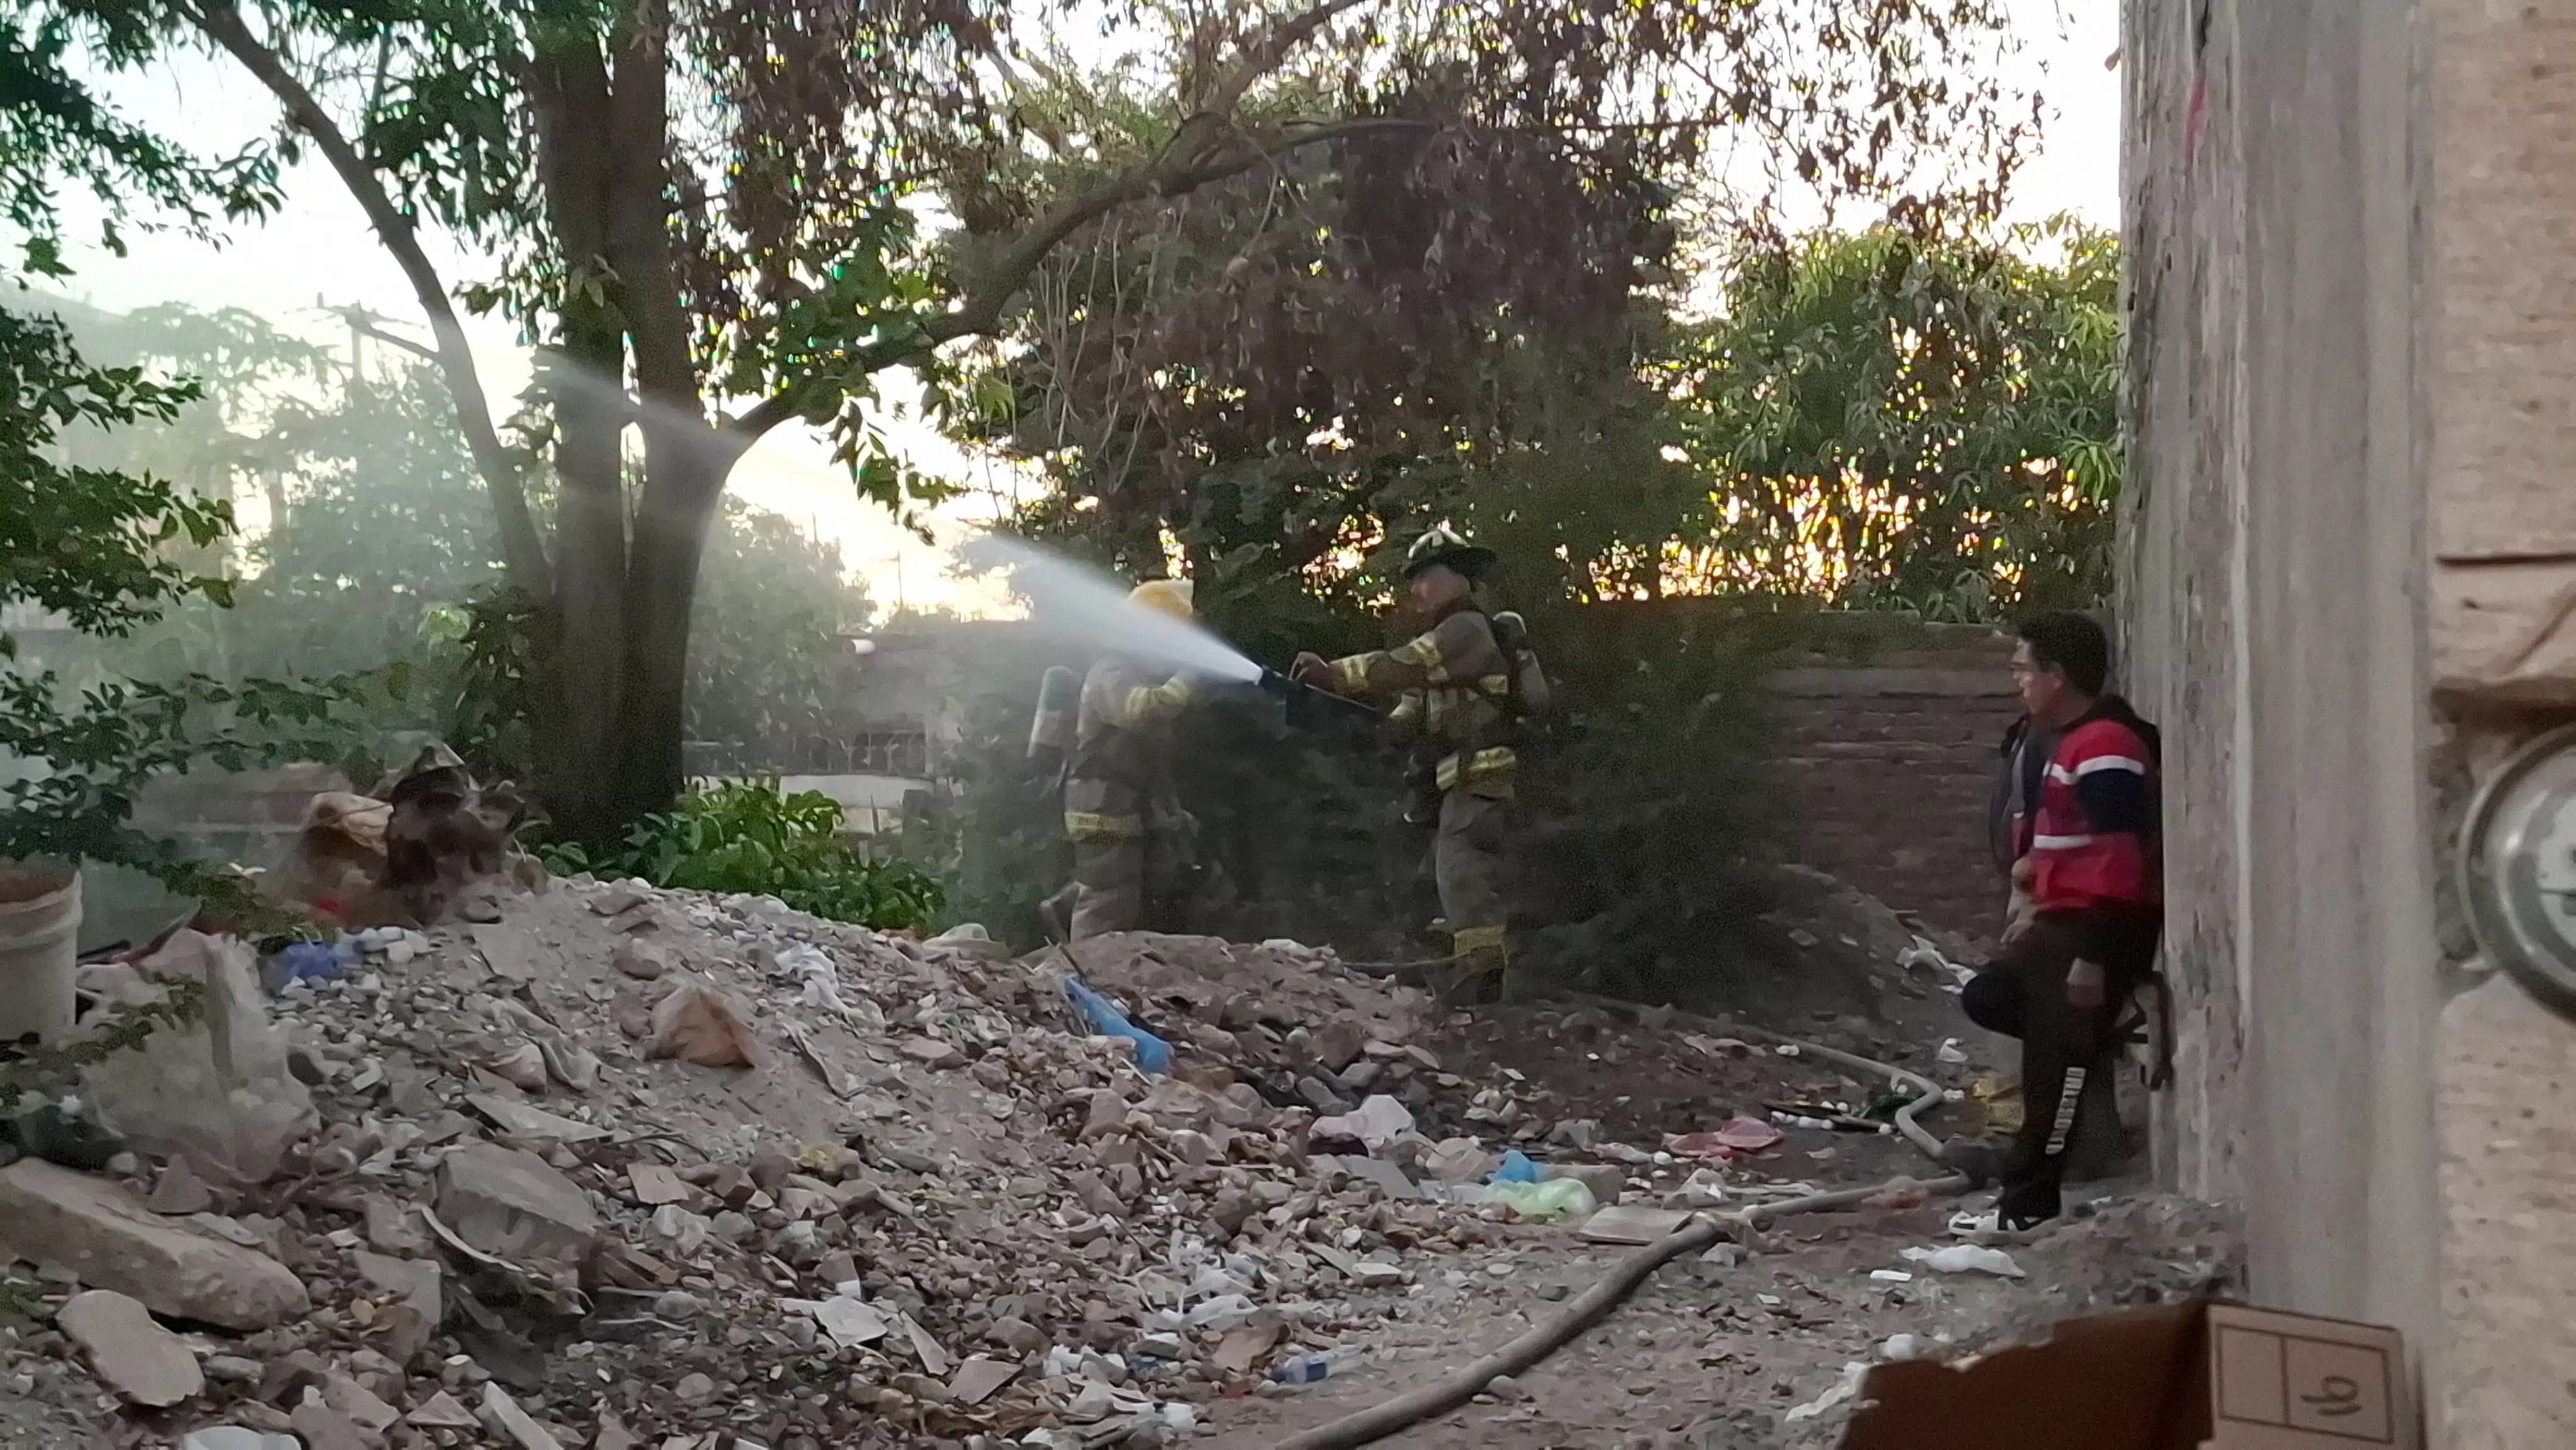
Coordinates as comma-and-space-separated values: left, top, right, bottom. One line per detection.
1326, 606, 1520, 793
2027, 710, 2161, 911
1064, 659, 1192, 842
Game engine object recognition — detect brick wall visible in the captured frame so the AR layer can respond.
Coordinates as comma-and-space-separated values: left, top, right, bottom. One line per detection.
1761, 625, 2020, 942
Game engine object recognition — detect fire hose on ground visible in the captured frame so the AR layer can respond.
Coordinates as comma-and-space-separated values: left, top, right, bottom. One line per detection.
1265, 1007, 1972, 1450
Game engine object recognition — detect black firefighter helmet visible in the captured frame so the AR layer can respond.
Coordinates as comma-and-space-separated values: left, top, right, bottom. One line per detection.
1402, 523, 1497, 581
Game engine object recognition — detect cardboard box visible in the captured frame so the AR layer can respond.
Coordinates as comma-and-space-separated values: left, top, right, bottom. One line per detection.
1837, 1300, 2414, 1450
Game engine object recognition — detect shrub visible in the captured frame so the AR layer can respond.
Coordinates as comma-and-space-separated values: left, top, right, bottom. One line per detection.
544, 779, 941, 932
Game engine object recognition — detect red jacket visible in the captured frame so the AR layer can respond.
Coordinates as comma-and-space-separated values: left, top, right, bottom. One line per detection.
2028, 708, 2161, 912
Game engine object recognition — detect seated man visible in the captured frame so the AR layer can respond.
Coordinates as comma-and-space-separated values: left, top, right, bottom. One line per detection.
1948, 611, 2162, 1228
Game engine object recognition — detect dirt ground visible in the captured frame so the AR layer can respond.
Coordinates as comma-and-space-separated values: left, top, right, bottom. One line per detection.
0, 874, 2233, 1449
1198, 1193, 2239, 1449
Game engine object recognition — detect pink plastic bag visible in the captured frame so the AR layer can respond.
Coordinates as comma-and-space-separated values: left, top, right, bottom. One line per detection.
1661, 1114, 1783, 1161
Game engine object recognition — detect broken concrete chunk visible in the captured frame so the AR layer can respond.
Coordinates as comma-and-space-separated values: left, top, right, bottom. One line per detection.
647, 981, 759, 1068
472, 922, 549, 981
352, 1250, 441, 1319
480, 1382, 566, 1450
1579, 1205, 1696, 1245
58, 1289, 203, 1406
466, 1093, 609, 1145
405, 1391, 481, 1430
485, 1041, 549, 1091
897, 1035, 967, 1069
321, 1370, 401, 1432
289, 1398, 374, 1450
146, 1159, 217, 1216
181, 1429, 299, 1450
947, 1356, 1018, 1406
624, 1161, 691, 1206
611, 939, 671, 980
432, 1142, 599, 1270
0, 1161, 309, 1329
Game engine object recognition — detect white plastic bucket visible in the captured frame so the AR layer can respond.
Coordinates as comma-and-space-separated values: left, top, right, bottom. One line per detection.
0, 862, 81, 1044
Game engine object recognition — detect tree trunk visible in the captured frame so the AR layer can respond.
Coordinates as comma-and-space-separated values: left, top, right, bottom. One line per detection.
548, 325, 632, 845
607, 426, 734, 830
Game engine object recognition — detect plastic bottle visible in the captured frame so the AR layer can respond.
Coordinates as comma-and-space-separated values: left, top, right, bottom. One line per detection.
1269, 1348, 1364, 1385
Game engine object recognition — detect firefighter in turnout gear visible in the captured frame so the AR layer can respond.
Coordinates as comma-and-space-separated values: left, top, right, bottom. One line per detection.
1041, 579, 1205, 941
1292, 525, 1547, 1003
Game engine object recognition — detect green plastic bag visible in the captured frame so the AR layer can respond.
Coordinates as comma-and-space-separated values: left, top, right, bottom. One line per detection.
1486, 1178, 1597, 1221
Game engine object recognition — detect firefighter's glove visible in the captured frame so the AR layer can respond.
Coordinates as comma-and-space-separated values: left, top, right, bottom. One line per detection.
2066, 957, 2107, 1010
1289, 651, 1335, 691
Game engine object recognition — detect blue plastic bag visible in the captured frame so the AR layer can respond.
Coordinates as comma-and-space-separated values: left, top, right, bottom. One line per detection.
263, 939, 353, 995
1493, 1149, 1541, 1183
1063, 978, 1172, 1074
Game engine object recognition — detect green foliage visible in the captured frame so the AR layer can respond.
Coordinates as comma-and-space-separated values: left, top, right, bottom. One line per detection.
1, 292, 383, 918
0, 305, 232, 644
1509, 601, 1803, 1002
0, 8, 278, 275
552, 779, 941, 933
686, 500, 872, 770
1667, 218, 2122, 620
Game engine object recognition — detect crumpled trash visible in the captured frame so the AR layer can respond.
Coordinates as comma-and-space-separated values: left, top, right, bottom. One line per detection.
1662, 1114, 1784, 1161
925, 923, 1013, 961
8, 1095, 122, 1170
1936, 1037, 1971, 1065
1184, 1293, 1257, 1330
84, 936, 315, 1185
380, 743, 527, 926
1969, 1076, 2024, 1132
1784, 1362, 1871, 1423
1899, 1243, 2027, 1278
772, 942, 859, 1018
1487, 1178, 1595, 1221
648, 980, 760, 1068
1493, 1149, 1541, 1183
1311, 1094, 1414, 1152
265, 790, 396, 925
1063, 978, 1171, 1074
1678, 1168, 1731, 1205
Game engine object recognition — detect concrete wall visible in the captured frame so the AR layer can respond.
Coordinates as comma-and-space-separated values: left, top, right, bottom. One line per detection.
2421, 6, 2576, 1444
1763, 629, 2020, 940
2130, 1, 2576, 1443
2123, 0, 2440, 1375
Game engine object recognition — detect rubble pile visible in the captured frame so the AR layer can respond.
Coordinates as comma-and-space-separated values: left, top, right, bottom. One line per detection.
0, 879, 1589, 1449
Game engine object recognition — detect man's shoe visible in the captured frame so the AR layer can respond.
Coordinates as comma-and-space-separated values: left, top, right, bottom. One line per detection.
1995, 1176, 2062, 1231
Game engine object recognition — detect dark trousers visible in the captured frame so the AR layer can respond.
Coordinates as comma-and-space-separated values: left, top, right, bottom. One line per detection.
1961, 906, 2162, 1219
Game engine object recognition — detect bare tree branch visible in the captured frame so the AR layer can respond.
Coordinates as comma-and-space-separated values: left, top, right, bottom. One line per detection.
182, 0, 555, 597
1200, 0, 1371, 120
331, 307, 438, 365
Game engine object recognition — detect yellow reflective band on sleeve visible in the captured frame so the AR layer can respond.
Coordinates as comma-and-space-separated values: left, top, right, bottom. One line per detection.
1433, 746, 1517, 789
1064, 811, 1146, 842
1477, 673, 1510, 698
1332, 654, 1373, 694
1393, 633, 1449, 683
1390, 692, 1422, 724
1451, 925, 1508, 956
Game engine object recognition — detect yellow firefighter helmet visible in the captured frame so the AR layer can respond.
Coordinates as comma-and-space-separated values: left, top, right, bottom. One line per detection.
1128, 578, 1195, 621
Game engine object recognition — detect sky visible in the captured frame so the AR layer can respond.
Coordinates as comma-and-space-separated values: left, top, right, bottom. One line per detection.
24, 0, 2116, 618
